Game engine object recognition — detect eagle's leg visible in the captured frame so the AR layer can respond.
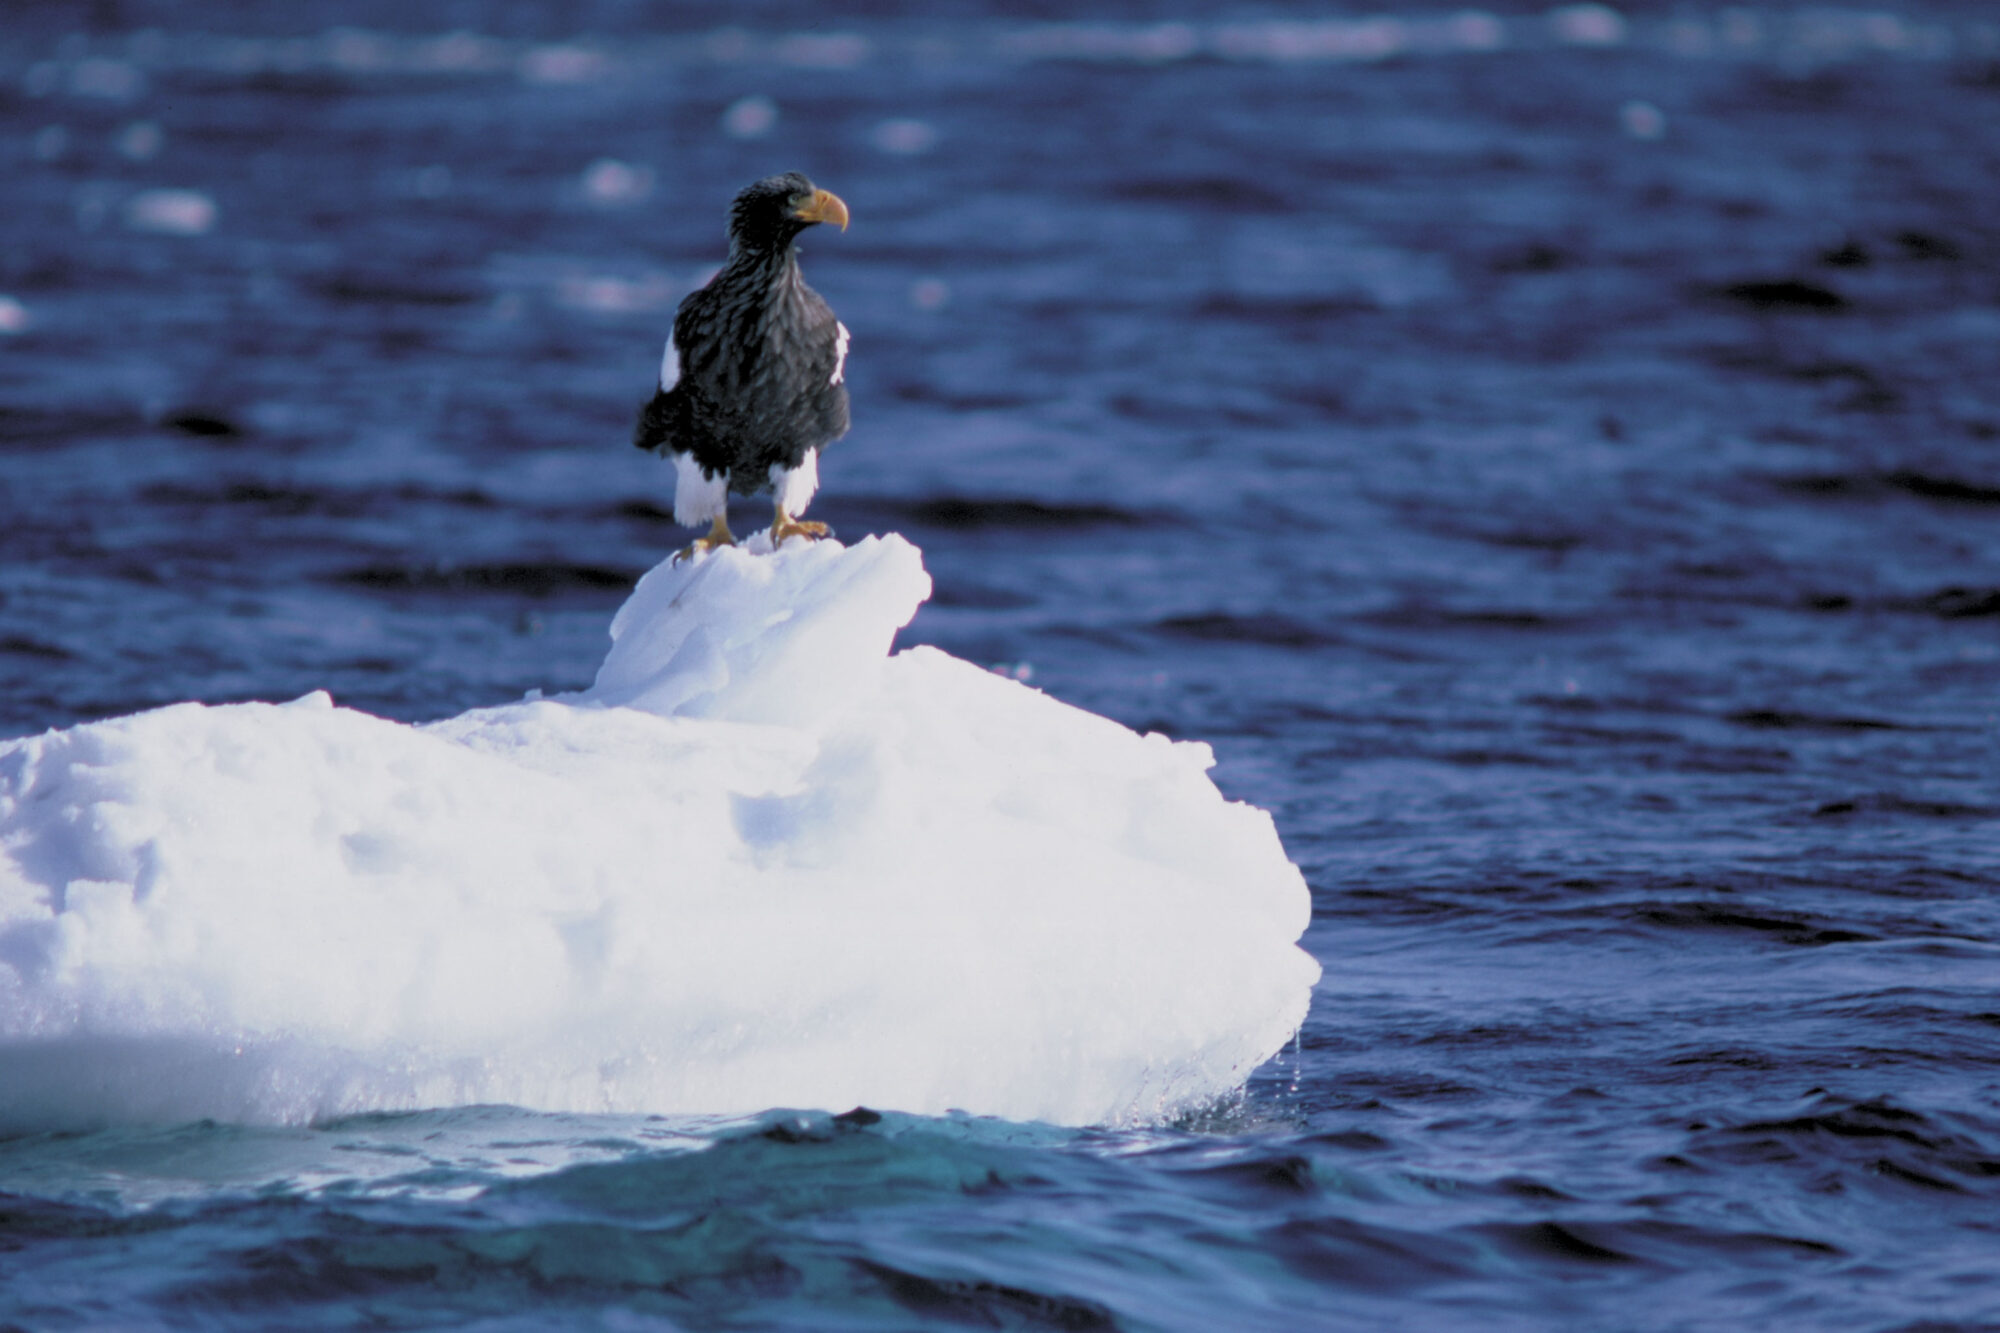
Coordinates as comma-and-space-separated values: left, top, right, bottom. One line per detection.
769, 501, 831, 547
767, 451, 831, 547
672, 513, 737, 564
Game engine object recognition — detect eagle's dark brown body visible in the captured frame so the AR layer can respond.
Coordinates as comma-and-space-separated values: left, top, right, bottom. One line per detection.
634, 173, 850, 553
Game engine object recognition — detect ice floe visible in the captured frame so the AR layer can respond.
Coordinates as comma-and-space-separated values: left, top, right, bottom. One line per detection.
0, 536, 1317, 1130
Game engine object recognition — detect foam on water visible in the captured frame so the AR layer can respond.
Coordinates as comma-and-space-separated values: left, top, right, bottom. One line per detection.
0, 536, 1316, 1131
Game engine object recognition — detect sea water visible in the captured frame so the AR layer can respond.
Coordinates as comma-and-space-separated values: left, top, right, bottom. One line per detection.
2, 5, 1997, 1329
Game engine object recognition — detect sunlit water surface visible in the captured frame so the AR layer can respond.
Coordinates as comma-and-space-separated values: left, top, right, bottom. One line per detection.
3, 4, 1998, 1329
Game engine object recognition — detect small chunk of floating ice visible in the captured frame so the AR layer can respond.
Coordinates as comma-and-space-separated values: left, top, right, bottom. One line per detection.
870, 118, 939, 156
910, 278, 950, 311
555, 273, 677, 314
1619, 100, 1667, 140
124, 188, 217, 236
0, 537, 1315, 1131
117, 120, 164, 161
0, 297, 30, 335
1549, 4, 1627, 47
582, 158, 654, 206
721, 94, 778, 139
519, 44, 607, 84
774, 33, 870, 69
1011, 22, 1200, 63
1445, 12, 1507, 52
69, 57, 146, 101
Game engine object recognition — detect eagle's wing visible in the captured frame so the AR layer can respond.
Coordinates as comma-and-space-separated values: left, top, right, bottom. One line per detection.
794, 295, 851, 449
633, 299, 702, 454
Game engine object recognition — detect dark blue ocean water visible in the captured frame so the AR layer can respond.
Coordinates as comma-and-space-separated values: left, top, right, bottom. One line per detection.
4, 4, 2000, 1329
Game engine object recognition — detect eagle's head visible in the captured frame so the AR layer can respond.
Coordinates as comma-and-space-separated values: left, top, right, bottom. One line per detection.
728, 172, 850, 253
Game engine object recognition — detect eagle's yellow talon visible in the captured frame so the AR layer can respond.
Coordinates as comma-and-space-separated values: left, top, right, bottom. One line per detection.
769, 514, 831, 546
673, 514, 737, 564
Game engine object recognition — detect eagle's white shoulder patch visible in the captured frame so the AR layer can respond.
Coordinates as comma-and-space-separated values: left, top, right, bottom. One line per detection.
659, 335, 681, 392
830, 322, 849, 387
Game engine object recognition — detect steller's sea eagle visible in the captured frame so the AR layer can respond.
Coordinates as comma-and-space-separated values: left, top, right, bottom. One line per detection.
634, 172, 851, 561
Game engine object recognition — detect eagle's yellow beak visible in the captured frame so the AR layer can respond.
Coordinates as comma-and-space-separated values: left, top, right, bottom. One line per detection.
793, 188, 849, 231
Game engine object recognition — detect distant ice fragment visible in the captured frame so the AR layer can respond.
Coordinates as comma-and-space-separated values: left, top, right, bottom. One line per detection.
555, 273, 676, 314
116, 120, 163, 161
1620, 100, 1666, 140
421, 32, 510, 73
1446, 12, 1507, 52
774, 33, 870, 69
69, 57, 146, 101
1017, 21, 1199, 63
1862, 14, 1911, 53
870, 118, 939, 156
323, 28, 397, 73
722, 94, 778, 139
520, 44, 607, 84
0, 297, 29, 335
582, 158, 654, 206
1097, 22, 1199, 63
124, 188, 217, 236
1549, 4, 1627, 47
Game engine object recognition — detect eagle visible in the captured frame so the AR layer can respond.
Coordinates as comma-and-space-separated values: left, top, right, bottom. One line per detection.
634, 172, 851, 560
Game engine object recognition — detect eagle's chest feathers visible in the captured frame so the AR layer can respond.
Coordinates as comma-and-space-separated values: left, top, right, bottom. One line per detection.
706, 261, 817, 394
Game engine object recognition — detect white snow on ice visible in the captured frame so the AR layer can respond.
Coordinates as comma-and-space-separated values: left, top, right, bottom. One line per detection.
0, 536, 1317, 1130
